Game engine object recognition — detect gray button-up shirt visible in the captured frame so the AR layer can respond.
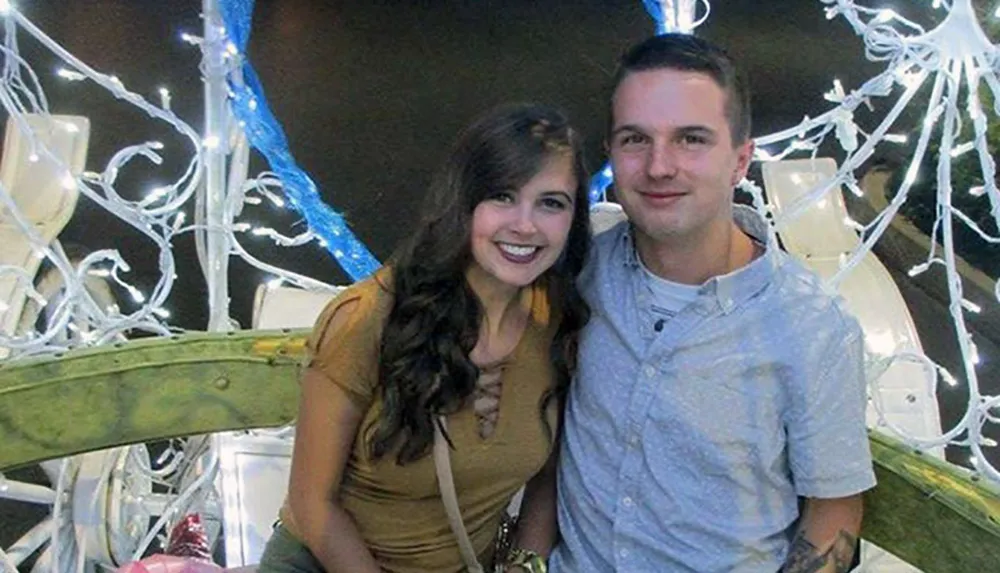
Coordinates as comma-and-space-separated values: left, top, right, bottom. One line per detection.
550, 206, 876, 573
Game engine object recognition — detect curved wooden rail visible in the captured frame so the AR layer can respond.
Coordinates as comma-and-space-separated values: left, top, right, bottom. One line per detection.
0, 329, 307, 470
1, 332, 998, 572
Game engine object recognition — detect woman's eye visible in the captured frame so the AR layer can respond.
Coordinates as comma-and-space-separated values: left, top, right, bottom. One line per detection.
618, 133, 647, 148
541, 197, 569, 210
489, 191, 515, 203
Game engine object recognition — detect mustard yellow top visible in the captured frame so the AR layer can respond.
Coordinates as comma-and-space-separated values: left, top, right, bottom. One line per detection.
280, 273, 561, 573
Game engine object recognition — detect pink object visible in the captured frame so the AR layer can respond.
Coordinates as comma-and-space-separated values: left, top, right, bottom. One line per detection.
165, 514, 213, 561
116, 514, 224, 573
116, 555, 223, 573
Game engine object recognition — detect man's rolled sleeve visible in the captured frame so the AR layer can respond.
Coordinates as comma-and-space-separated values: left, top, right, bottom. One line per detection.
786, 318, 877, 498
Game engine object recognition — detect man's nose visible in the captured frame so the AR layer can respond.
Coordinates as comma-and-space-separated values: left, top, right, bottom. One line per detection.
646, 140, 677, 179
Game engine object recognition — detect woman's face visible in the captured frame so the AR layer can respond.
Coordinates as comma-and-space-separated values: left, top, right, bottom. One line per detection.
467, 154, 577, 294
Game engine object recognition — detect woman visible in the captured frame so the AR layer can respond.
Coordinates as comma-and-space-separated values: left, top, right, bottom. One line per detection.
258, 103, 591, 573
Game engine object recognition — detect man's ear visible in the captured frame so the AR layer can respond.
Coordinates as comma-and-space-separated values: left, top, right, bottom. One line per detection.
731, 138, 755, 186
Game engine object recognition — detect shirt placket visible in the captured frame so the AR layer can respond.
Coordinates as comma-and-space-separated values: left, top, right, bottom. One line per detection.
610, 272, 707, 570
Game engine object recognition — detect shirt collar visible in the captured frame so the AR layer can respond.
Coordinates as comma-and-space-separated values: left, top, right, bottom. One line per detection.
618, 204, 779, 313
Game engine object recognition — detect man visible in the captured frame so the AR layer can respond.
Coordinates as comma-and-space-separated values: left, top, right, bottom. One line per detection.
549, 34, 876, 572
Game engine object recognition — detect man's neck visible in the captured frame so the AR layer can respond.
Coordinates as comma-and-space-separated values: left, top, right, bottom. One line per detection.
635, 220, 757, 286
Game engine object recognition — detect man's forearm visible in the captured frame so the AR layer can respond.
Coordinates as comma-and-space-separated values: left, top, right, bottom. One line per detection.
779, 495, 863, 573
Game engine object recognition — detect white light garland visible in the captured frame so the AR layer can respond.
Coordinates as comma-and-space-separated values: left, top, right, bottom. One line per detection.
748, 0, 1000, 480
0, 0, 999, 569
0, 0, 339, 358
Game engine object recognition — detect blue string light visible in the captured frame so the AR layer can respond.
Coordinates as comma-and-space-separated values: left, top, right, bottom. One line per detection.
642, 0, 669, 34
589, 163, 614, 205
218, 0, 380, 282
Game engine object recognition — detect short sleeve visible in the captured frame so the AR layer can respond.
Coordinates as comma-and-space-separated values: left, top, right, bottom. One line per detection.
786, 315, 877, 498
306, 283, 383, 409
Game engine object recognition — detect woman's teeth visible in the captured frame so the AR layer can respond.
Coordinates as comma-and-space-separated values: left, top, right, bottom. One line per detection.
499, 243, 538, 257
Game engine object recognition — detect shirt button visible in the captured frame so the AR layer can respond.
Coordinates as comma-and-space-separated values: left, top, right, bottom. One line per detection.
619, 548, 629, 558
622, 496, 633, 507
628, 434, 639, 446
644, 365, 656, 377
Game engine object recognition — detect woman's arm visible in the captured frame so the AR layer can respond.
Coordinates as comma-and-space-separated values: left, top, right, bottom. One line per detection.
286, 365, 382, 573
511, 446, 560, 558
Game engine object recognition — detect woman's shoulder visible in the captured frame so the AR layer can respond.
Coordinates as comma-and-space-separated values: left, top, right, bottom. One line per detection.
326, 267, 394, 314
309, 268, 394, 350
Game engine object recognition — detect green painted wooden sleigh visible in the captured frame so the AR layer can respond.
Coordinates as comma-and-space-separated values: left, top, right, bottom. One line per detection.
1, 330, 998, 572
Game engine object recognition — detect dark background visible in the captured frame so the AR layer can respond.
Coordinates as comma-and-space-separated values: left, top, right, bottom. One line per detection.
2, 0, 998, 555
17, 0, 887, 330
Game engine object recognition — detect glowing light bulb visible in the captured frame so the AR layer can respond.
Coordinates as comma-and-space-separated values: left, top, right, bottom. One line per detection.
962, 299, 982, 314
158, 87, 171, 110
56, 67, 86, 82
146, 186, 171, 203
755, 148, 774, 161
874, 9, 896, 23
951, 142, 974, 157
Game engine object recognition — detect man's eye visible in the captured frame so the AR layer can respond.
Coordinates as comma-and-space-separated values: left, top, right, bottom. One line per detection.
681, 134, 708, 147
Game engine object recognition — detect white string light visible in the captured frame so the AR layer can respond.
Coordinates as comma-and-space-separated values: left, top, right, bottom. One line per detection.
751, 0, 1000, 481
0, 0, 998, 568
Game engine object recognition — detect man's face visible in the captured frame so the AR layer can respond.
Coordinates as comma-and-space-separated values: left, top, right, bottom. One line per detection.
608, 68, 753, 247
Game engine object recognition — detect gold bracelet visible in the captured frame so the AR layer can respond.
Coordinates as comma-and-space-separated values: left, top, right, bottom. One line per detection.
506, 547, 547, 573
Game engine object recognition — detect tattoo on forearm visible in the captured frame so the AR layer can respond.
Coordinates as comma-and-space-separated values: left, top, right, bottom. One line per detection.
780, 532, 825, 573
780, 530, 857, 573
828, 530, 857, 572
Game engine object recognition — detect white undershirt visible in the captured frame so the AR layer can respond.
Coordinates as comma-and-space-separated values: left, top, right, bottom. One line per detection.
640, 259, 700, 329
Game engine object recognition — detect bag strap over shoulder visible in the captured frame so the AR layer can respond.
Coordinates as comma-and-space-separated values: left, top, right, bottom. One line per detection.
434, 416, 486, 573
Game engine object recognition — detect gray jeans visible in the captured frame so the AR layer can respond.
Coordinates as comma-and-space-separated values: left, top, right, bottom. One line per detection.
257, 524, 326, 573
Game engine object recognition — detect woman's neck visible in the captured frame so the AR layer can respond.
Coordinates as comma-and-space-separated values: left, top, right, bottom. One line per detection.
464, 266, 533, 345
